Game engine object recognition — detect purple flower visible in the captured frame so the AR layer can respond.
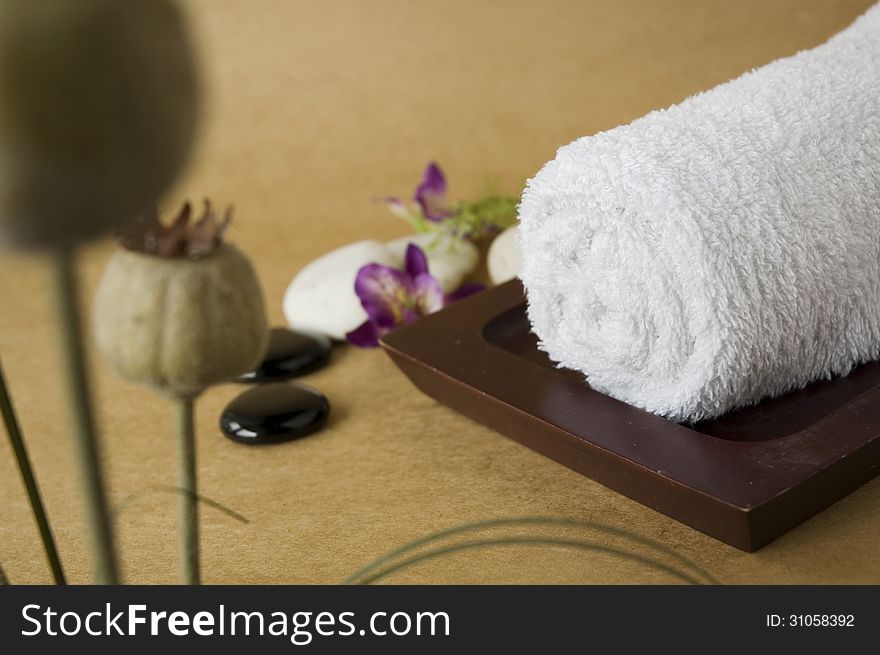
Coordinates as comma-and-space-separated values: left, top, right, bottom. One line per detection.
378, 196, 410, 219
346, 244, 483, 348
414, 162, 452, 222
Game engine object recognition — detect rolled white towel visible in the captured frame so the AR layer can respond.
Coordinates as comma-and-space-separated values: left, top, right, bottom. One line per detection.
517, 4, 880, 422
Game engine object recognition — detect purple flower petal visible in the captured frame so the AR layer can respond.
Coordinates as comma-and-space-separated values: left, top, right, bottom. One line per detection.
377, 196, 410, 219
446, 282, 485, 304
351, 242, 449, 345
414, 162, 451, 222
354, 263, 413, 329
403, 243, 430, 278
400, 307, 421, 325
412, 272, 445, 316
346, 320, 381, 348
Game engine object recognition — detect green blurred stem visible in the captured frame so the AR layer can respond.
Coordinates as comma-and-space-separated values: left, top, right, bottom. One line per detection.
176, 396, 199, 585
51, 248, 119, 585
352, 537, 704, 585
0, 359, 66, 585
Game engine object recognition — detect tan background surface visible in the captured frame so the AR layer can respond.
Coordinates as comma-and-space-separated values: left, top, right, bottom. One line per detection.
2, 0, 879, 584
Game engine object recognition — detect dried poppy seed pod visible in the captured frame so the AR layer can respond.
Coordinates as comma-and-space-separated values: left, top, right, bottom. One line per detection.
0, 0, 199, 250
92, 204, 268, 398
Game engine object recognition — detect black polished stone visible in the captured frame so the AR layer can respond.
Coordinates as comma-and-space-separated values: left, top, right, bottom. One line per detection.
220, 383, 330, 444
239, 327, 332, 382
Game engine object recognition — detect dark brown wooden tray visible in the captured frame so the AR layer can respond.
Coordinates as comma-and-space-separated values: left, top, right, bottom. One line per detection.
381, 280, 880, 551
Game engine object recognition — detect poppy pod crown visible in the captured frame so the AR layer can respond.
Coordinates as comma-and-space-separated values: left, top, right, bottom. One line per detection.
92, 204, 268, 398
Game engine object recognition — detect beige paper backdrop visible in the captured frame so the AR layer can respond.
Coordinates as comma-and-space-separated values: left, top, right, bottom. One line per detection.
1, 0, 878, 584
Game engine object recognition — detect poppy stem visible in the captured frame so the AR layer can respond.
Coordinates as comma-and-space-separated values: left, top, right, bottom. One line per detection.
0, 358, 66, 584
51, 247, 119, 585
175, 395, 200, 585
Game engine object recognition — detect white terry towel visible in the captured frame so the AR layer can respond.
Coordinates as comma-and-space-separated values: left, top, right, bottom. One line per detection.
517, 4, 880, 423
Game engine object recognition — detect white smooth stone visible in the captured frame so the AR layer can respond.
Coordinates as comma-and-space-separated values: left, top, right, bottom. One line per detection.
385, 232, 479, 293
283, 240, 397, 341
487, 226, 521, 284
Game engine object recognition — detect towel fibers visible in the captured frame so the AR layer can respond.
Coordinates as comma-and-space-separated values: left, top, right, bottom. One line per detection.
517, 4, 880, 422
